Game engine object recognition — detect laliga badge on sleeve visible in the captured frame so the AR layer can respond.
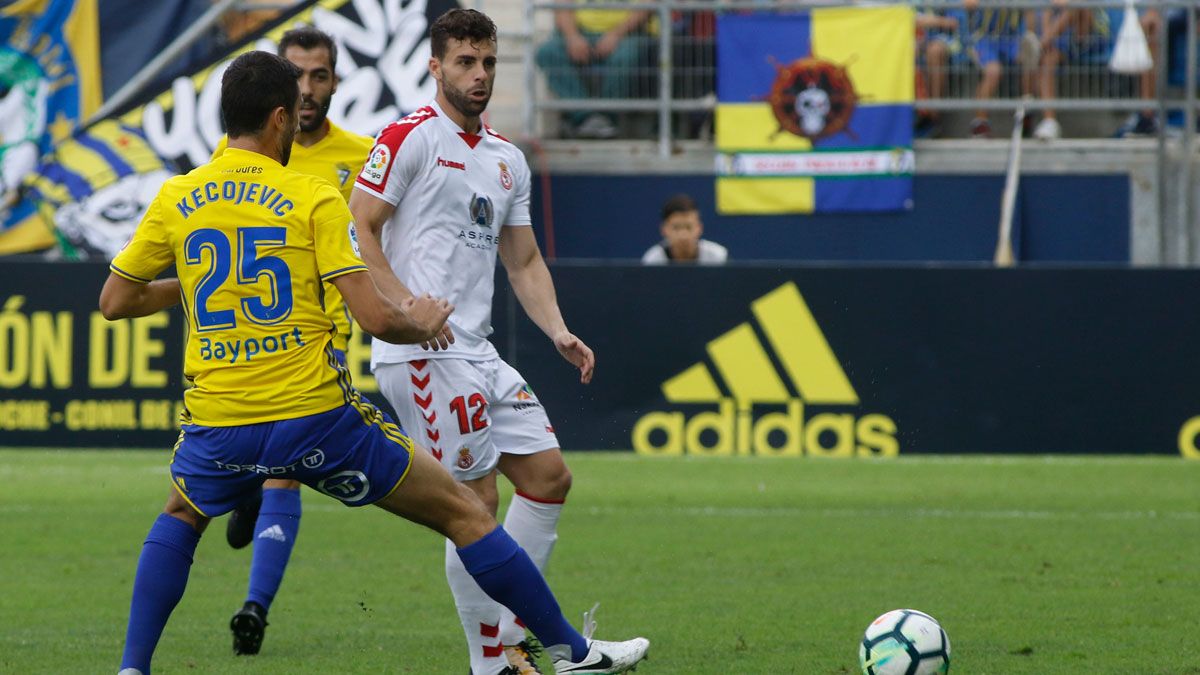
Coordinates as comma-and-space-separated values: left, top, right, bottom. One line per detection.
361, 144, 391, 185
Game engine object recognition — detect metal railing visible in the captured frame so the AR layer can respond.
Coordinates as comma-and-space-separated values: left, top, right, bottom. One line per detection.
522, 0, 1198, 155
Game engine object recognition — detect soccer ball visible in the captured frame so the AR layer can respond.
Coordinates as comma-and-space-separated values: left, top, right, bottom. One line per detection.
858, 609, 950, 675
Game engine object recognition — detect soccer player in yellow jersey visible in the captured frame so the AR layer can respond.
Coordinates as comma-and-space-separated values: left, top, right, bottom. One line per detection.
209, 27, 383, 654
105, 50, 649, 675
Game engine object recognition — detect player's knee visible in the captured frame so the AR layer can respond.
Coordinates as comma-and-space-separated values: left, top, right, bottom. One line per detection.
543, 465, 572, 501
444, 482, 499, 544
163, 495, 209, 533
264, 478, 300, 490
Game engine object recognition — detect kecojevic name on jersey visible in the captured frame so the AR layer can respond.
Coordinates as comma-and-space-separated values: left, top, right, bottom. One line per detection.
111, 147, 367, 426
174, 179, 295, 219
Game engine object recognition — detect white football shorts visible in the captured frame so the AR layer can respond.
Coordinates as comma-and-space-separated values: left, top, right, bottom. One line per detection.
375, 357, 560, 481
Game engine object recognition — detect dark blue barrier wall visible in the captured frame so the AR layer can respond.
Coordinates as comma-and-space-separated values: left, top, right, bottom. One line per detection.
5, 262, 1197, 457
496, 264, 1198, 457
532, 174, 1130, 263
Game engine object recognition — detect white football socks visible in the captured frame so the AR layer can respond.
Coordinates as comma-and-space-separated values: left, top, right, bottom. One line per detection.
498, 493, 563, 647
445, 492, 564, 674
445, 538, 508, 675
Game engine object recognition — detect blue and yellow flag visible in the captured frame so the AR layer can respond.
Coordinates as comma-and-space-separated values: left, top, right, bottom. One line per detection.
0, 0, 100, 254
24, 120, 174, 259
716, 8, 914, 214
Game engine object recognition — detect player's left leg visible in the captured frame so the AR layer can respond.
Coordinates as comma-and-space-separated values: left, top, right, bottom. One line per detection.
376, 359, 513, 675
118, 488, 210, 675
118, 421, 268, 674
494, 450, 570, 673
291, 400, 648, 674
490, 361, 571, 672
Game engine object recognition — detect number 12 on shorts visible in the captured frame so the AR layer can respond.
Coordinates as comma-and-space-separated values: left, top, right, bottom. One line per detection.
449, 394, 488, 434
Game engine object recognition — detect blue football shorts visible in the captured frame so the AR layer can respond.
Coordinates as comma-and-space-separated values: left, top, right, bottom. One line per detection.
168, 397, 414, 517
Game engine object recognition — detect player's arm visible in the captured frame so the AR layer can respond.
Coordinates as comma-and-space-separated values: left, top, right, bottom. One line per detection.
99, 276, 180, 320
330, 270, 452, 345
498, 225, 594, 384
348, 186, 453, 351
348, 188, 416, 303
100, 197, 177, 320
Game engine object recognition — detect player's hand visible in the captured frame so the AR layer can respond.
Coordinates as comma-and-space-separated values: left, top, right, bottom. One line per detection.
400, 294, 453, 343
593, 31, 622, 59
566, 34, 591, 64
553, 331, 595, 384
420, 323, 456, 352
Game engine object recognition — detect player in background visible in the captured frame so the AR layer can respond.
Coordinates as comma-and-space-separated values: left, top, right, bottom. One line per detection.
350, 9, 596, 675
209, 25, 388, 656
104, 50, 649, 675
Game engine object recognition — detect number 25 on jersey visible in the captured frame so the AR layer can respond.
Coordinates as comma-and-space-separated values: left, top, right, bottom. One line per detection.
185, 226, 293, 331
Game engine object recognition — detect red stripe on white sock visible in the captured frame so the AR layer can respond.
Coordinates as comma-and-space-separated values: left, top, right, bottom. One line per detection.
514, 489, 566, 505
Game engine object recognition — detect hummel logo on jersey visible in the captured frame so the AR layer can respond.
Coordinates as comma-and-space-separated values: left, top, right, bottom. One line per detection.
632, 282, 898, 457
437, 157, 465, 170
257, 525, 287, 543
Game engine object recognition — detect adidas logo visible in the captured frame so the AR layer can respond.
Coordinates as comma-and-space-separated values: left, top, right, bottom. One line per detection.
632, 282, 898, 457
257, 524, 287, 543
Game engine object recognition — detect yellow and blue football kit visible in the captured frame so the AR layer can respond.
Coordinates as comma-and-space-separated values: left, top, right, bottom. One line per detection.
111, 146, 411, 515
212, 122, 372, 353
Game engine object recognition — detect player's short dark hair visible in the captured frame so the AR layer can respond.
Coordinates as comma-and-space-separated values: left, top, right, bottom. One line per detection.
661, 194, 698, 221
430, 9, 497, 60
278, 25, 337, 71
221, 51, 301, 138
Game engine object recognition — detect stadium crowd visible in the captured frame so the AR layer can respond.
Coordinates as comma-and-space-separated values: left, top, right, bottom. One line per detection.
533, 1, 1200, 140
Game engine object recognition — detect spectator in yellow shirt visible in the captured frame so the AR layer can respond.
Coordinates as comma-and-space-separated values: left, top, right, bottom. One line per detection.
536, 1, 656, 138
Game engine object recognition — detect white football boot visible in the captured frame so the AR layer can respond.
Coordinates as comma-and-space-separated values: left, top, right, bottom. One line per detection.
550, 605, 650, 674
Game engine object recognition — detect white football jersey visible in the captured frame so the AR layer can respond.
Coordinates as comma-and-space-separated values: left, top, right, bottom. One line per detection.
355, 101, 532, 367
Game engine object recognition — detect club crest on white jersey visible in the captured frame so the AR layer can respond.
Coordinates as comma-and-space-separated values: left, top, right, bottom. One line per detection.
499, 161, 513, 190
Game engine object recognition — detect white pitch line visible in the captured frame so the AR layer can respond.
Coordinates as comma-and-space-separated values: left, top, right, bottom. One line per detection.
580, 505, 1200, 522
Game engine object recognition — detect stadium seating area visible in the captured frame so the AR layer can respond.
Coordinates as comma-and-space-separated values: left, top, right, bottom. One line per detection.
529, 2, 1200, 141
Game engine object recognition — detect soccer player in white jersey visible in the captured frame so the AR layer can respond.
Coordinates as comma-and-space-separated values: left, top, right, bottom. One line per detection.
349, 9, 599, 675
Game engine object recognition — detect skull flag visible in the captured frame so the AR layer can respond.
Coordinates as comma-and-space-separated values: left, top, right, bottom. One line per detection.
715, 8, 915, 214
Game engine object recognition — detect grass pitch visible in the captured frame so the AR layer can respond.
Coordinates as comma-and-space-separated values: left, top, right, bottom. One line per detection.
1, 450, 1197, 674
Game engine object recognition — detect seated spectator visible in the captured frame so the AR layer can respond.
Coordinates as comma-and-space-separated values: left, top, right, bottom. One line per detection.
1034, 5, 1116, 140
1114, 6, 1161, 137
964, 1, 1037, 138
1118, 7, 1200, 135
536, 2, 656, 139
914, 7, 966, 138
642, 194, 728, 265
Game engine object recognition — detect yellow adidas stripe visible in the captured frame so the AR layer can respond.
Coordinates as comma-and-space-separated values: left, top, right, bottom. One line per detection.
707, 323, 790, 404
661, 282, 858, 406
753, 282, 858, 405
